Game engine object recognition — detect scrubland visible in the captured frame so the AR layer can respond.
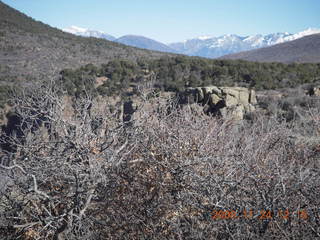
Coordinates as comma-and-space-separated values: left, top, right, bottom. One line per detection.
0, 81, 319, 239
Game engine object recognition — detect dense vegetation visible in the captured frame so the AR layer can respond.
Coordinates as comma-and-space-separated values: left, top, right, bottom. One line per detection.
0, 82, 319, 239
60, 56, 320, 97
1, 0, 320, 105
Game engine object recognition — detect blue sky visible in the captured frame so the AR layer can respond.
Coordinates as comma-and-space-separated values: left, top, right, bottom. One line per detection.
2, 0, 320, 43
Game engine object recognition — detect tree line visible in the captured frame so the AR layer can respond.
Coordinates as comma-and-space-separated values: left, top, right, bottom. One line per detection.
59, 56, 320, 97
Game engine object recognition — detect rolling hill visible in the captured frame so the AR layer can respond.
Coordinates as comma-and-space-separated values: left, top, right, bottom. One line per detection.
116, 35, 176, 53
220, 33, 320, 63
0, 1, 174, 83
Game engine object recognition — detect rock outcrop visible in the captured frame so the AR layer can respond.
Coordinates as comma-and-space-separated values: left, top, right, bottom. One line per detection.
308, 86, 320, 96
181, 86, 257, 120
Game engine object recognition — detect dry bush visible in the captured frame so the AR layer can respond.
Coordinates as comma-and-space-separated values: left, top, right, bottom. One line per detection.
0, 82, 320, 239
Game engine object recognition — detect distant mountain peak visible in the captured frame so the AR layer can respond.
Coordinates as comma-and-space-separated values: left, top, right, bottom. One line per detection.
197, 35, 212, 40
62, 25, 320, 59
168, 28, 320, 58
290, 27, 320, 39
300, 27, 320, 34
62, 25, 116, 41
62, 26, 176, 53
221, 33, 320, 63
63, 25, 88, 34
115, 35, 176, 53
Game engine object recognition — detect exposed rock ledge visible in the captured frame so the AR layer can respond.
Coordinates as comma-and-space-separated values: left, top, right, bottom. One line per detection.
180, 86, 257, 120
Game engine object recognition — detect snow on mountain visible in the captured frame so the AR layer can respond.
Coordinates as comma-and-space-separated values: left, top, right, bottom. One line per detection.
197, 35, 212, 40
278, 28, 320, 43
63, 26, 116, 41
63, 26, 176, 53
63, 26, 87, 34
222, 33, 320, 63
243, 32, 292, 48
169, 28, 320, 58
62, 26, 320, 58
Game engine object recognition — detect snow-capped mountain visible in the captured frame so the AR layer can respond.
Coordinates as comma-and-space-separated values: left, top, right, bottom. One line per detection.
62, 26, 176, 53
63, 26, 116, 41
62, 26, 320, 58
169, 34, 250, 58
168, 28, 320, 58
222, 33, 320, 63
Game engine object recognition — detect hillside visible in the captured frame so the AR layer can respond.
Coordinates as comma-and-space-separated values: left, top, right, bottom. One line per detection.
0, 1, 174, 83
221, 34, 320, 63
116, 35, 176, 53
1, 1, 320, 97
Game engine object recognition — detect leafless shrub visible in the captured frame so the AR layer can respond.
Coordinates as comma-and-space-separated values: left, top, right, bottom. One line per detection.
1, 82, 320, 239
0, 81, 129, 239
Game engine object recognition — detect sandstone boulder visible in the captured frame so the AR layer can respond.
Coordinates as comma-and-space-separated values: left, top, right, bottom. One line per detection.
202, 86, 222, 96
224, 94, 239, 107
182, 86, 257, 120
209, 94, 222, 106
308, 86, 320, 96
220, 104, 245, 121
195, 87, 204, 102
249, 89, 257, 104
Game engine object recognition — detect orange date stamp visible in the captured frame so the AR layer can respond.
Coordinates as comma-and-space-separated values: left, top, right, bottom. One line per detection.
211, 209, 309, 220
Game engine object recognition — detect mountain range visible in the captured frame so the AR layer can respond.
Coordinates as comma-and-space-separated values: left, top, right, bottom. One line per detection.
221, 33, 320, 63
63, 26, 176, 53
63, 26, 320, 58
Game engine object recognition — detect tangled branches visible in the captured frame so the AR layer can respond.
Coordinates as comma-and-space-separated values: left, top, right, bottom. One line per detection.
0, 82, 320, 239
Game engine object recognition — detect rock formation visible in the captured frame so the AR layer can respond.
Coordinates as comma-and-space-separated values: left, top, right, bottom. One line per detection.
308, 86, 320, 96
181, 86, 257, 120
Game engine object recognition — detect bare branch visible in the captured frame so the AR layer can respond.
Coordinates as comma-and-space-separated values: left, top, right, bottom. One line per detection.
31, 174, 51, 199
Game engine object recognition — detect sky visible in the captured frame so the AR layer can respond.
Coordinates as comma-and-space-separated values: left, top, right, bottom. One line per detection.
2, 0, 320, 43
